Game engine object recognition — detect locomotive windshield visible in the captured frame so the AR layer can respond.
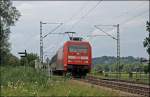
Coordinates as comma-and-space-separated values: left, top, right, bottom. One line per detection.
69, 45, 88, 53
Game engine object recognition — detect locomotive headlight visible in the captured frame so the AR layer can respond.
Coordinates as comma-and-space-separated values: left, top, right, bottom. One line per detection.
68, 60, 72, 62
68, 56, 76, 59
81, 56, 88, 60
85, 61, 88, 63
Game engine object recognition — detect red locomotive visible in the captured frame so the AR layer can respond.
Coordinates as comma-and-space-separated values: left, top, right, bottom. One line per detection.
50, 37, 92, 76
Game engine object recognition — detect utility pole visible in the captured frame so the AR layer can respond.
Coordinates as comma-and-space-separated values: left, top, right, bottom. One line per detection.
0, 16, 1, 65
40, 21, 63, 64
40, 21, 43, 64
116, 24, 120, 79
94, 24, 120, 79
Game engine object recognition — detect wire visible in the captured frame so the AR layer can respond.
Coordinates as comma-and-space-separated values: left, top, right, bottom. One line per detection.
43, 1, 100, 59
68, 1, 103, 32
65, 2, 88, 25
43, 2, 88, 39
88, 9, 148, 40
57, 2, 89, 34
94, 25, 117, 40
86, 35, 107, 37
120, 9, 149, 25
113, 2, 148, 20
43, 23, 63, 38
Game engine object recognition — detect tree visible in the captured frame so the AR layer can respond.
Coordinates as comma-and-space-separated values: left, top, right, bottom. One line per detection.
20, 53, 39, 67
6, 53, 20, 66
0, 0, 21, 65
20, 57, 28, 66
104, 64, 109, 72
143, 21, 150, 73
143, 21, 150, 55
118, 64, 124, 72
144, 64, 149, 74
95, 64, 103, 72
123, 64, 132, 73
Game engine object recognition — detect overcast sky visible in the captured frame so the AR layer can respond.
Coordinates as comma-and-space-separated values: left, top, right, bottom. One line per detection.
10, 1, 149, 59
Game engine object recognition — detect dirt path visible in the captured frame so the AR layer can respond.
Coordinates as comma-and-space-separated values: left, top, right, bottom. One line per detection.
71, 79, 140, 97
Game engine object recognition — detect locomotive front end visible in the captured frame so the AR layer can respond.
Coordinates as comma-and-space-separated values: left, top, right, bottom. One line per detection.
65, 41, 92, 76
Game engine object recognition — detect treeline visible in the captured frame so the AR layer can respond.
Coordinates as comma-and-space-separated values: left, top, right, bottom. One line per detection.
1, 53, 39, 68
92, 56, 149, 74
0, 1, 39, 67
92, 56, 142, 65
0, 0, 20, 66
94, 63, 149, 74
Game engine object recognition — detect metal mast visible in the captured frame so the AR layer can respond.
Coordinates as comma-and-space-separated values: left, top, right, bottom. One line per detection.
40, 21, 43, 64
94, 24, 120, 79
117, 24, 120, 78
40, 21, 63, 64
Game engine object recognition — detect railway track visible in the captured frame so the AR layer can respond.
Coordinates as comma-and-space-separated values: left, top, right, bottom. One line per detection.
76, 75, 150, 97
87, 76, 148, 85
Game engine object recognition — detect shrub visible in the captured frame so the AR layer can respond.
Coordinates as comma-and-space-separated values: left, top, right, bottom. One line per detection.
1, 66, 48, 86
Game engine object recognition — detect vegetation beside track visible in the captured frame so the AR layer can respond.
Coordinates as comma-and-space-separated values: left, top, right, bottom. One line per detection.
1, 66, 119, 96
90, 70, 149, 84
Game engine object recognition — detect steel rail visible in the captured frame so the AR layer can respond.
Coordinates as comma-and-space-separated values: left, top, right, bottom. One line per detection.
75, 75, 150, 97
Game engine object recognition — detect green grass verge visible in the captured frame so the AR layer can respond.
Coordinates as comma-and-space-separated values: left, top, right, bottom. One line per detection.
1, 66, 119, 96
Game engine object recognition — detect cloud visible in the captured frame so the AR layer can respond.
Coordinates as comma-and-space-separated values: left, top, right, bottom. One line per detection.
10, 1, 149, 58
17, 3, 33, 10
16, 3, 34, 16
122, 13, 148, 28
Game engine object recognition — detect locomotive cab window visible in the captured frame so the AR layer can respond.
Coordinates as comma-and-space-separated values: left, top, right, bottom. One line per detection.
69, 45, 88, 53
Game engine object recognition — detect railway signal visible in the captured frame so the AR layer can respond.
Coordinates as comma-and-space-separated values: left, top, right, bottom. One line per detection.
18, 50, 27, 57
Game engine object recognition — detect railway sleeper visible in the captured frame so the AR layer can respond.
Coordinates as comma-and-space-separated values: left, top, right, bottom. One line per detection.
86, 77, 150, 97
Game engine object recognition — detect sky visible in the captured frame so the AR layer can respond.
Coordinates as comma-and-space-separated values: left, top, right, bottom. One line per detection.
10, 1, 149, 60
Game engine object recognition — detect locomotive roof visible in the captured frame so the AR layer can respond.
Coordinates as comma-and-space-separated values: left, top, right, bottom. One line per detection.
65, 40, 90, 44
56, 40, 91, 51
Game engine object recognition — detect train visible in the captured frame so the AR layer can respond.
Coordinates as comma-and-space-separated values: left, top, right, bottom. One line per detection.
50, 37, 92, 77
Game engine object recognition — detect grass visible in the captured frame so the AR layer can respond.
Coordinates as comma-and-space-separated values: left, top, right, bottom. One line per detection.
0, 66, 120, 96
90, 71, 149, 84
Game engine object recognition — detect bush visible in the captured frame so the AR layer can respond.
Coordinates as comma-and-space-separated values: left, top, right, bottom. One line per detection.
1, 66, 48, 86
104, 73, 108, 77
1, 53, 20, 66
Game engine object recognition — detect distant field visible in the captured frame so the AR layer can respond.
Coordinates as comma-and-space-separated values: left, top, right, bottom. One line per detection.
1, 66, 120, 96
90, 71, 149, 84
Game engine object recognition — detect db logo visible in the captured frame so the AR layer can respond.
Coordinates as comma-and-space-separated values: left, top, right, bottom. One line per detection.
77, 53, 79, 55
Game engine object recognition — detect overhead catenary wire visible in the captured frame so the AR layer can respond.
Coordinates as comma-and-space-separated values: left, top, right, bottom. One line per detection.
100, 9, 148, 37
42, 3, 88, 56
87, 8, 148, 40
42, 3, 88, 53
120, 9, 149, 25
86, 1, 148, 38
94, 25, 117, 40
43, 1, 102, 38
53, 2, 89, 34
43, 23, 63, 38
113, 1, 148, 20
44, 2, 89, 42
64, 2, 89, 25
43, 2, 89, 39
68, 1, 103, 32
